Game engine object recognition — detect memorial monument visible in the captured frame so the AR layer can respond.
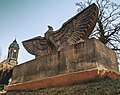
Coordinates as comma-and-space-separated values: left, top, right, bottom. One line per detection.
5, 3, 119, 91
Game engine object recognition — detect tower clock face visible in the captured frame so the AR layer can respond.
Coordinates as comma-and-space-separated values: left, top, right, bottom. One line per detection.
14, 50, 17, 52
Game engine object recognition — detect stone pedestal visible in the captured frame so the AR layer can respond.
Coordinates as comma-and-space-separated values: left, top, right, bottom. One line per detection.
11, 38, 119, 84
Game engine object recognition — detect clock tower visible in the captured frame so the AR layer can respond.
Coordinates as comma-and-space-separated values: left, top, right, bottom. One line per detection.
7, 39, 19, 66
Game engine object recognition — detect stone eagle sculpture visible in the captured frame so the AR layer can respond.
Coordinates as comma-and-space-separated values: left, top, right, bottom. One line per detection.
22, 3, 99, 57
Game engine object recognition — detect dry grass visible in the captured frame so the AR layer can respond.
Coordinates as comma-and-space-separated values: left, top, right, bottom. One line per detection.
4, 78, 120, 95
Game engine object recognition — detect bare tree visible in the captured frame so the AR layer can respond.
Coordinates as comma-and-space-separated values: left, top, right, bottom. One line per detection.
76, 0, 120, 63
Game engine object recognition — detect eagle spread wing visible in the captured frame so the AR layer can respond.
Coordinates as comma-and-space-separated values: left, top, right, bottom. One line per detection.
53, 3, 98, 45
23, 36, 50, 56
23, 3, 99, 56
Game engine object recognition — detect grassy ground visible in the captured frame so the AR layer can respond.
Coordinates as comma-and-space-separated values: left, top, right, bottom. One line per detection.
4, 78, 120, 95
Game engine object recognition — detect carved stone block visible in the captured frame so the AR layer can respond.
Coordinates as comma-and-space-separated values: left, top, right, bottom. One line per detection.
11, 38, 119, 84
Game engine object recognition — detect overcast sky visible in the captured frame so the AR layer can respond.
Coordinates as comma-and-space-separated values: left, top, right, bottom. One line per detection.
0, 0, 120, 67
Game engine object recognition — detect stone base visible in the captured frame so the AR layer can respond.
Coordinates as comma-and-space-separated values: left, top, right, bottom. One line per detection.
4, 68, 120, 91
11, 38, 119, 84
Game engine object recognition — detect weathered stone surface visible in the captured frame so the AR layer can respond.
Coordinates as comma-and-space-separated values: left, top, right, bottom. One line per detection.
11, 38, 119, 84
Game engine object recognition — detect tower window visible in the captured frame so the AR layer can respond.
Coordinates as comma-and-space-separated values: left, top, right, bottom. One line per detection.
13, 52, 16, 59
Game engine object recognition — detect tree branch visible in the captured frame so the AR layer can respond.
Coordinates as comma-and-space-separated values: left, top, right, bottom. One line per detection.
112, 48, 120, 51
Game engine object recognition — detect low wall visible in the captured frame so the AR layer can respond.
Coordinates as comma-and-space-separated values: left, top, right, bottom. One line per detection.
4, 69, 120, 91
11, 38, 119, 84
